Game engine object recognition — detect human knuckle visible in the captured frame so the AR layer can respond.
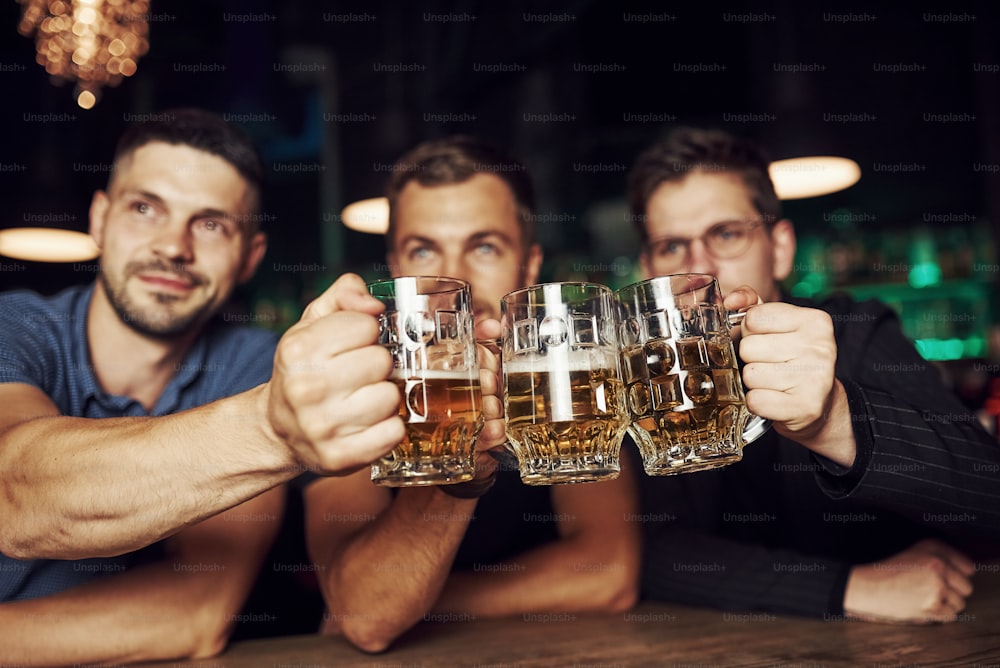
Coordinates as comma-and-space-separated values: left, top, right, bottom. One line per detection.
375, 378, 403, 403
315, 449, 347, 473
808, 310, 833, 332
368, 345, 394, 374
300, 302, 320, 321
925, 557, 947, 576
277, 331, 310, 366
285, 378, 326, 408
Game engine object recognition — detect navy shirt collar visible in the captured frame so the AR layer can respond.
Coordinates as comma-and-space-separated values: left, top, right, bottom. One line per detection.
72, 283, 212, 417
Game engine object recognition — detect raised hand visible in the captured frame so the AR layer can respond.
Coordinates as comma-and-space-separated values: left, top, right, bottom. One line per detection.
725, 286, 854, 466
266, 273, 405, 474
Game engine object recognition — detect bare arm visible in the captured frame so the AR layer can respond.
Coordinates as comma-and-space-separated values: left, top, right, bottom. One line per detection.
306, 461, 639, 653
0, 486, 283, 666
432, 459, 641, 617
304, 317, 511, 653
0, 382, 291, 560
305, 471, 478, 653
0, 273, 404, 561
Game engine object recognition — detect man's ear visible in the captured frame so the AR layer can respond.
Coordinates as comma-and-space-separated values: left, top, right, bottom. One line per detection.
523, 244, 543, 286
89, 190, 110, 249
770, 219, 797, 282
237, 232, 268, 284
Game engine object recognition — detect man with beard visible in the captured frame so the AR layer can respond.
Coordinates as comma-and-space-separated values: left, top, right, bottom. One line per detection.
0, 109, 423, 664
301, 136, 641, 652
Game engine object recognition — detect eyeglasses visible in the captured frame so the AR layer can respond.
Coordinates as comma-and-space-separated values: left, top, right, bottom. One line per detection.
641, 219, 766, 272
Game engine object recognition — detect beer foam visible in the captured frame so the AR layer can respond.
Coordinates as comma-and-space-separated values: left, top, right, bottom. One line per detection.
390, 368, 479, 380
503, 352, 617, 374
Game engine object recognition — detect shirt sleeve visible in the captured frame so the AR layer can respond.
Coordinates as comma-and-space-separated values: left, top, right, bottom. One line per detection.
0, 292, 58, 390
641, 527, 852, 618
815, 297, 1000, 539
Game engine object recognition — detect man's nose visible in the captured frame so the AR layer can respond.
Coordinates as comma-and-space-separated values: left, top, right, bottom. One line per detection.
439, 253, 469, 282
686, 239, 717, 275
150, 222, 194, 263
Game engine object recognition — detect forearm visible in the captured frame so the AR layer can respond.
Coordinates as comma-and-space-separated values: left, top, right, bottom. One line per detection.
0, 384, 294, 560
641, 528, 851, 618
433, 531, 639, 618
317, 487, 475, 652
0, 561, 244, 665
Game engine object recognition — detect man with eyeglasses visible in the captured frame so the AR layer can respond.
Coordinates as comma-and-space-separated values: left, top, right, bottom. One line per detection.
629, 127, 1000, 624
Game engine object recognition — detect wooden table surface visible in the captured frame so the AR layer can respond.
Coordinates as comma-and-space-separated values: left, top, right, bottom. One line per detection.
139, 565, 1000, 667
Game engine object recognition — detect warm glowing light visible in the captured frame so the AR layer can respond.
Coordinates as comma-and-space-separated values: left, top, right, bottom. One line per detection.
341, 197, 390, 234
17, 0, 150, 108
76, 88, 96, 108
769, 156, 861, 200
0, 228, 100, 262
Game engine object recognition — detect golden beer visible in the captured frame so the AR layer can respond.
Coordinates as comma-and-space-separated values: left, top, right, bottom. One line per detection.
371, 369, 484, 486
623, 333, 749, 474
504, 360, 628, 485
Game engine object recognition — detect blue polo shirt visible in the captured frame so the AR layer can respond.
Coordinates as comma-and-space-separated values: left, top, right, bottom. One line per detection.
0, 284, 279, 601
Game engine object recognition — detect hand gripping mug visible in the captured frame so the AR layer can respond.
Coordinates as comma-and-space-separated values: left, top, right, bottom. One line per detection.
615, 273, 769, 475
368, 276, 484, 487
501, 282, 630, 485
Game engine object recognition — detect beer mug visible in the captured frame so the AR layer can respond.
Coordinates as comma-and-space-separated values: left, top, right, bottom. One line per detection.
368, 276, 484, 487
501, 282, 629, 485
615, 274, 769, 475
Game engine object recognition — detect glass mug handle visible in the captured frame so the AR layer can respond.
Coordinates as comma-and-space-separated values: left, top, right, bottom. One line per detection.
475, 336, 523, 470
725, 308, 771, 445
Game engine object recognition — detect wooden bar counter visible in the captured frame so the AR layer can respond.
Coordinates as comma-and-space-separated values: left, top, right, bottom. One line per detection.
139, 565, 1000, 667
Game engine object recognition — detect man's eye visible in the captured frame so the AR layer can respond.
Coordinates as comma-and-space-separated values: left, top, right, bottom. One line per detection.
712, 225, 744, 242
657, 240, 685, 256
192, 218, 235, 238
474, 242, 500, 255
132, 202, 153, 215
408, 247, 433, 260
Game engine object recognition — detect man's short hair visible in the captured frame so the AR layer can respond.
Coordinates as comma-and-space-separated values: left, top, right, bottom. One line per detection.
112, 108, 264, 224
384, 135, 536, 251
627, 127, 781, 244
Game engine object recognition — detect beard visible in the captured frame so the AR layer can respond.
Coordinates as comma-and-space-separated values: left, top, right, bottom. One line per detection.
99, 260, 212, 340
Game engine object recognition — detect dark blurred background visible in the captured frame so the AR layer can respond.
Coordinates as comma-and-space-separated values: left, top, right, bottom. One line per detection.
3, 1, 999, 323
2, 0, 999, 636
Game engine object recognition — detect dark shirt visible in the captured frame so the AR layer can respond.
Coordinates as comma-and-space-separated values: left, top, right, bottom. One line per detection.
298, 458, 558, 573
641, 292, 1000, 617
451, 462, 558, 571
0, 285, 279, 601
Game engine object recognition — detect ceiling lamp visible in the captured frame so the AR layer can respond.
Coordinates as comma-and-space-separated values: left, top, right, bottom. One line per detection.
769, 156, 861, 200
17, 0, 150, 109
0, 227, 99, 262
341, 197, 390, 234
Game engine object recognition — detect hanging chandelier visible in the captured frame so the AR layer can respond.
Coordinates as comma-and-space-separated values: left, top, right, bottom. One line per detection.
17, 0, 151, 109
